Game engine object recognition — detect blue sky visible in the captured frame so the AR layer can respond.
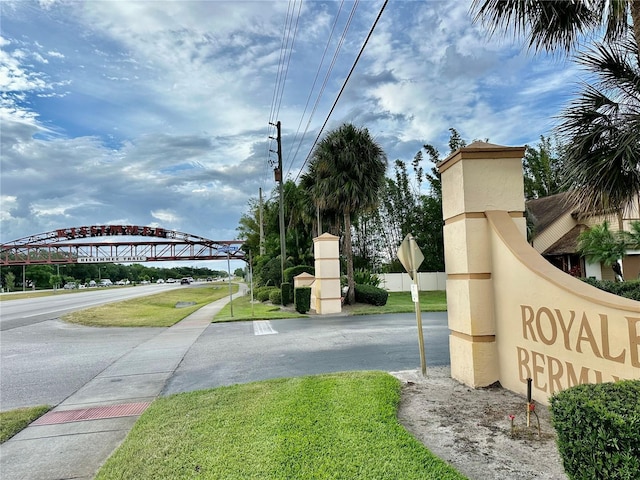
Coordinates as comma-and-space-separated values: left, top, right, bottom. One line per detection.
1, 0, 582, 268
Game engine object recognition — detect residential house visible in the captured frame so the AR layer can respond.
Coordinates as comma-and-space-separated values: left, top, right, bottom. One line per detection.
526, 191, 640, 281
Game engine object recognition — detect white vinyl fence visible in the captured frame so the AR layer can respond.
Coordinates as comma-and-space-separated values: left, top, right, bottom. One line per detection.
378, 272, 446, 292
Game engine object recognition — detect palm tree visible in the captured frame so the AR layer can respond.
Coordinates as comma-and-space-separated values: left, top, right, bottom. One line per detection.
577, 220, 627, 280
306, 123, 387, 304
558, 35, 640, 219
472, 1, 640, 219
471, 0, 640, 59
622, 220, 640, 249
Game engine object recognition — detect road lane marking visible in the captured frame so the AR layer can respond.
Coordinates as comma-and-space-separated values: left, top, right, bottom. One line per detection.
253, 320, 278, 335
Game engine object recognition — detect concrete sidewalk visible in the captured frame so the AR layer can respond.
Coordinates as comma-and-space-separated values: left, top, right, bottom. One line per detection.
0, 289, 242, 480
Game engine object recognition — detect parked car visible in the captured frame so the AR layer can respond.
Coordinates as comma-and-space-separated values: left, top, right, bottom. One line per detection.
156, 279, 165, 284
63, 282, 76, 290
98, 279, 113, 287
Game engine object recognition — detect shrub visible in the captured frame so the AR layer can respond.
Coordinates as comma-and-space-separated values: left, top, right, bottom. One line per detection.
256, 257, 283, 287
550, 380, 640, 480
281, 282, 292, 306
353, 269, 381, 287
354, 284, 388, 306
284, 265, 315, 284
256, 287, 278, 303
580, 277, 640, 301
269, 289, 282, 305
295, 287, 311, 314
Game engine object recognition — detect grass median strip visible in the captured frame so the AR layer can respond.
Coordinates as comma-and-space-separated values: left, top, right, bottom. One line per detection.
0, 405, 51, 443
214, 290, 447, 322
62, 284, 238, 327
95, 371, 467, 480
347, 290, 447, 315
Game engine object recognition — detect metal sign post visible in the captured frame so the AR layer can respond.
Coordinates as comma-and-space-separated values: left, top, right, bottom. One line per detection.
227, 250, 233, 317
397, 233, 427, 376
221, 245, 238, 317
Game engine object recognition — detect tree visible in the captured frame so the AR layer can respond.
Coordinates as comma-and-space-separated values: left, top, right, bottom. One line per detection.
471, 0, 640, 58
558, 35, 640, 218
306, 123, 387, 304
577, 220, 627, 280
523, 135, 567, 200
622, 220, 640, 249
237, 181, 315, 287
4, 271, 16, 292
26, 265, 53, 289
472, 0, 640, 218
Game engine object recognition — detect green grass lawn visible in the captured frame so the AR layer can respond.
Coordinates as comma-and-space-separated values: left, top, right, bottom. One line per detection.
214, 293, 308, 322
0, 405, 50, 443
214, 289, 447, 322
348, 290, 447, 315
62, 284, 238, 327
95, 372, 467, 480
0, 289, 93, 301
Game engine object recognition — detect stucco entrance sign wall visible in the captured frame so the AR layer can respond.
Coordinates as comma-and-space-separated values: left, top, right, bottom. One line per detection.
438, 142, 640, 405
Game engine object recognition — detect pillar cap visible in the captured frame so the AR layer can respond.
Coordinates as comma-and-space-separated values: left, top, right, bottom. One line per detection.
314, 232, 339, 242
438, 141, 526, 174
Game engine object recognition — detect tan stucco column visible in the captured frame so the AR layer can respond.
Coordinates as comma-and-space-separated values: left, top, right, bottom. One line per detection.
439, 142, 526, 387
313, 233, 342, 314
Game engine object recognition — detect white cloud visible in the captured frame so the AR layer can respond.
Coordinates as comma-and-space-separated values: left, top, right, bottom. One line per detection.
0, 0, 580, 244
151, 210, 180, 224
0, 47, 49, 92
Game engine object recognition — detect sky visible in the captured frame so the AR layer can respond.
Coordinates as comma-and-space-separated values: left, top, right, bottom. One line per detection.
1, 0, 583, 269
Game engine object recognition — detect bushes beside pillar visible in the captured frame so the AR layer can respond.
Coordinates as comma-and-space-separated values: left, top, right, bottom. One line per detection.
295, 287, 311, 314
550, 380, 640, 480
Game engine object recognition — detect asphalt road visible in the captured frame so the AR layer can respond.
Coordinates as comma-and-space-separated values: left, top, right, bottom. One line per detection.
162, 312, 450, 395
1, 320, 163, 410
0, 284, 182, 331
1, 291, 450, 410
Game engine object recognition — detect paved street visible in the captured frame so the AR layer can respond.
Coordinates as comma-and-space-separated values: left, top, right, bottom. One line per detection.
1, 320, 163, 410
0, 284, 180, 331
0, 294, 450, 480
163, 312, 449, 395
2, 309, 449, 410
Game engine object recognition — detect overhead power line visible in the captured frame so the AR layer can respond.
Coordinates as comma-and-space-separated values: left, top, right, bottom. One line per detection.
264, 0, 303, 186
283, 0, 356, 177
294, 0, 390, 182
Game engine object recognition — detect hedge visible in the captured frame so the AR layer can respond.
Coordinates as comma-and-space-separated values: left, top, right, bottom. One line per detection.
354, 284, 388, 306
550, 380, 640, 480
284, 265, 315, 284
269, 289, 282, 305
256, 286, 278, 303
281, 282, 292, 306
294, 287, 311, 314
580, 278, 640, 301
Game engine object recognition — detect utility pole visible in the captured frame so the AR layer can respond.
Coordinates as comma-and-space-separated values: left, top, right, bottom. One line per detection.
270, 120, 286, 284
259, 187, 265, 256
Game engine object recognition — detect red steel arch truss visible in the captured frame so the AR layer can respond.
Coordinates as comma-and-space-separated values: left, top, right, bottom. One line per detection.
0, 225, 245, 266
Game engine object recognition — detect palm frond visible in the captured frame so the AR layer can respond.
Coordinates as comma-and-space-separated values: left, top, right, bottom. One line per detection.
471, 0, 600, 53
557, 34, 640, 213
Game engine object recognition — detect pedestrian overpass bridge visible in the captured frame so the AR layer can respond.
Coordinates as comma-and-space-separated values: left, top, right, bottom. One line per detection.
0, 225, 245, 265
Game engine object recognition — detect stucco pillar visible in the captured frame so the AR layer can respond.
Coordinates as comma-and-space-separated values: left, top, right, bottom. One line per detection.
313, 233, 342, 314
439, 141, 526, 387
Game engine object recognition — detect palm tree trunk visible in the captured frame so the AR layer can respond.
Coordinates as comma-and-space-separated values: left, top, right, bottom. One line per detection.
344, 211, 356, 305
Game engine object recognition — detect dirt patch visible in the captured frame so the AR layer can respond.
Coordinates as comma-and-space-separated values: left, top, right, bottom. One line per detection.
391, 367, 567, 480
